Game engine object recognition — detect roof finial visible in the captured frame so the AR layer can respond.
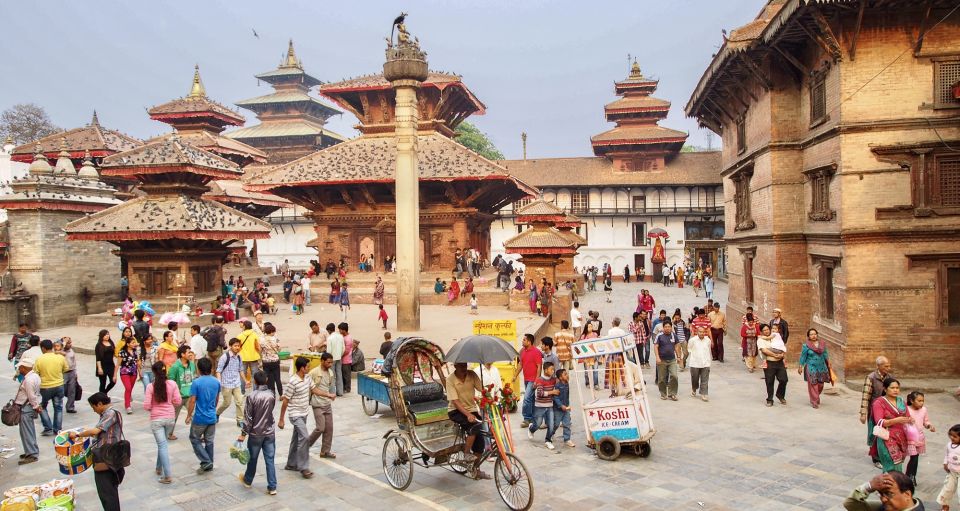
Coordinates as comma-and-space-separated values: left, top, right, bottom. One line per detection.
28, 143, 52, 175
282, 39, 302, 69
188, 64, 206, 98
78, 149, 99, 179
54, 137, 76, 175
90, 110, 100, 127
630, 58, 642, 79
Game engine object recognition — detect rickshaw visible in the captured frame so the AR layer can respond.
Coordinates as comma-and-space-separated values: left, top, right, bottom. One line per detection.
380, 336, 534, 511
571, 333, 656, 461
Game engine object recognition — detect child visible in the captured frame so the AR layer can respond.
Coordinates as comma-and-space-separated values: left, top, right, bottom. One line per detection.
906, 391, 936, 484
469, 293, 478, 315
266, 294, 276, 315
937, 424, 960, 510
553, 368, 575, 448
339, 283, 351, 321
378, 304, 388, 329
527, 361, 559, 450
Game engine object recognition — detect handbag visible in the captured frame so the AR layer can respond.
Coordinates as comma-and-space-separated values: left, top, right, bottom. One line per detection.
351, 346, 366, 372
873, 420, 891, 441
92, 410, 131, 470
75, 382, 83, 401
2, 380, 25, 426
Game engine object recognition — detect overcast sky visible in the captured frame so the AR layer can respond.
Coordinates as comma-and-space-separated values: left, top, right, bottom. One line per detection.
0, 0, 762, 159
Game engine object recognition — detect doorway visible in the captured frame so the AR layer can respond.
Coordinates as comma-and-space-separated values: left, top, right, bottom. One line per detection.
634, 254, 645, 276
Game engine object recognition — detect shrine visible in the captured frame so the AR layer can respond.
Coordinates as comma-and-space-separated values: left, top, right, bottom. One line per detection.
226, 40, 346, 164
244, 64, 537, 272
503, 199, 579, 290
64, 136, 271, 298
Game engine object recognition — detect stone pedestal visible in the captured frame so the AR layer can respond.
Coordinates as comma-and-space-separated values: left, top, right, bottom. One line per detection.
392, 81, 423, 330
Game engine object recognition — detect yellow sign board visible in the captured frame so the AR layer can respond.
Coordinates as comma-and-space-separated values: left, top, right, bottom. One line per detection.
472, 319, 518, 347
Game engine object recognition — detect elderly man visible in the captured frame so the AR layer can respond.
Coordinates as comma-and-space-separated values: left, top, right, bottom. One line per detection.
860, 356, 894, 468
843, 472, 924, 511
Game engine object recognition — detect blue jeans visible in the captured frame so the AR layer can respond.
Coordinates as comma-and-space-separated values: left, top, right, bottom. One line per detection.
521, 381, 535, 422
141, 371, 155, 391
19, 405, 38, 457
304, 289, 311, 305
556, 408, 572, 442
583, 364, 599, 387
39, 385, 64, 433
639, 342, 650, 365
529, 406, 556, 442
151, 418, 175, 478
244, 435, 277, 491
189, 423, 216, 466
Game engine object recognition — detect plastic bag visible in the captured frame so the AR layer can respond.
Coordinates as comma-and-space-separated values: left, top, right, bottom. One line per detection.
229, 440, 250, 465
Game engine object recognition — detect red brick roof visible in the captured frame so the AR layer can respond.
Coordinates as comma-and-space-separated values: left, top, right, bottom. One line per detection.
11, 118, 141, 162
497, 152, 721, 187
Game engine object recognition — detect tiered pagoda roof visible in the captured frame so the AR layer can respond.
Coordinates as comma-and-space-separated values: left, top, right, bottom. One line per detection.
203, 179, 290, 219
0, 145, 120, 214
591, 61, 688, 159
10, 111, 141, 164
507, 199, 586, 253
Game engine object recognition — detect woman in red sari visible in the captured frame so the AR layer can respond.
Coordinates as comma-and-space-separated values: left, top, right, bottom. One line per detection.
539, 280, 552, 317
447, 277, 460, 305
870, 377, 913, 473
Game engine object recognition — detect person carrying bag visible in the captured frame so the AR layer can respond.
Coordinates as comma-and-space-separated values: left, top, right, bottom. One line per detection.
69, 392, 129, 511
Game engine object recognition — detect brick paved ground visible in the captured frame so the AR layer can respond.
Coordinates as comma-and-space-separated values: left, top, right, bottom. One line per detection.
2, 279, 956, 510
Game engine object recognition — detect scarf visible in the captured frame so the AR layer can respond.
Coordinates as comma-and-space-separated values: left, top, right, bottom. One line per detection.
159, 341, 178, 354
805, 340, 825, 355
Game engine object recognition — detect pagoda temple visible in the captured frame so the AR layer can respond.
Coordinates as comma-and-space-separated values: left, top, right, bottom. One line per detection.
64, 136, 271, 298
244, 70, 536, 271
148, 66, 267, 168
0, 143, 121, 329
503, 199, 579, 287
226, 40, 346, 164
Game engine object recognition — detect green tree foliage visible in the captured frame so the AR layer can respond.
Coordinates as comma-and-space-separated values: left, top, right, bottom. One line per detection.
454, 121, 505, 160
0, 104, 59, 145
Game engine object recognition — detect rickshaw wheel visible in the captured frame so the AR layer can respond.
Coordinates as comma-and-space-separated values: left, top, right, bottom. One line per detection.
638, 442, 652, 458
494, 453, 534, 511
362, 396, 379, 416
448, 450, 470, 474
596, 436, 621, 461
382, 433, 413, 490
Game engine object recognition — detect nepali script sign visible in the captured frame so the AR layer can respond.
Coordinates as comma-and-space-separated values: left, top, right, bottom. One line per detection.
472, 320, 518, 346
571, 335, 635, 360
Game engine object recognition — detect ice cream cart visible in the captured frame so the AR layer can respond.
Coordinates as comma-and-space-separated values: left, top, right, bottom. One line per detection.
571, 334, 655, 461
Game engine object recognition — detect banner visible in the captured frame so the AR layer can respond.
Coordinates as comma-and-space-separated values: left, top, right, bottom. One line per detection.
571, 334, 634, 360
472, 319, 518, 346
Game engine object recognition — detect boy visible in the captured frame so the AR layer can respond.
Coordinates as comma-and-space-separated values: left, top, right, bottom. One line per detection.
553, 368, 574, 447
540, 337, 559, 375
216, 338, 245, 428
469, 294, 478, 315
527, 362, 559, 450
378, 304, 388, 329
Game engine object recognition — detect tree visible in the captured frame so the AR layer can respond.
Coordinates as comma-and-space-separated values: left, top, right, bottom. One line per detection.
0, 104, 60, 145
454, 121, 505, 160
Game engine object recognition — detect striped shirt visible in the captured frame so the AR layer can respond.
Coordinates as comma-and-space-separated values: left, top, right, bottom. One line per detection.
283, 373, 311, 418
534, 377, 557, 407
553, 329, 575, 362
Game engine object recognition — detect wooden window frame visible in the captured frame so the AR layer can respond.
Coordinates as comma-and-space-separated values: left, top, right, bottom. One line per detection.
941, 260, 960, 327
631, 222, 647, 247
811, 255, 841, 321
932, 57, 960, 109
906, 253, 960, 328
933, 155, 960, 208
570, 189, 590, 214
803, 163, 837, 221
731, 165, 755, 231
739, 246, 756, 305
632, 195, 646, 213
809, 65, 829, 127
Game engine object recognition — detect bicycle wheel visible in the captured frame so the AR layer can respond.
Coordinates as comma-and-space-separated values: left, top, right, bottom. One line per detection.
382, 433, 413, 490
448, 450, 470, 474
494, 453, 534, 511
362, 396, 379, 416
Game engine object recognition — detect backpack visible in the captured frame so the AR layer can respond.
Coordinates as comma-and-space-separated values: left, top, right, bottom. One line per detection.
202, 326, 224, 353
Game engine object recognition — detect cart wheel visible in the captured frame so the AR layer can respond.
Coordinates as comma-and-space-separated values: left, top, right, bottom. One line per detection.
382, 433, 413, 490
362, 396, 379, 416
638, 442, 652, 458
448, 450, 470, 474
595, 436, 621, 461
494, 453, 534, 511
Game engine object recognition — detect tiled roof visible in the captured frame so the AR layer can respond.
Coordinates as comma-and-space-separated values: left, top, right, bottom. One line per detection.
255, 67, 323, 87
64, 194, 271, 240
205, 180, 290, 207
605, 97, 670, 111
148, 132, 267, 163
148, 96, 244, 125
11, 122, 141, 159
497, 152, 722, 187
591, 125, 688, 145
503, 227, 577, 250
101, 137, 242, 176
0, 174, 120, 212
225, 121, 348, 140
245, 133, 536, 194
320, 71, 462, 92
515, 199, 564, 216
236, 91, 340, 112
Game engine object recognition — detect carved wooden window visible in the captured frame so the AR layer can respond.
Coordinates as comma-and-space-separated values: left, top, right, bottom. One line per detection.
945, 263, 960, 327
813, 256, 840, 321
933, 59, 960, 108
809, 68, 828, 125
571, 189, 589, 213
735, 117, 746, 155
804, 164, 836, 221
632, 195, 646, 212
935, 157, 960, 207
732, 167, 755, 231
631, 222, 646, 247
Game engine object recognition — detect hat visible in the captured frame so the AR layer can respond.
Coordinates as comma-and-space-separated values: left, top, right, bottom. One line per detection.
773, 308, 782, 313
254, 310, 263, 316
18, 357, 35, 368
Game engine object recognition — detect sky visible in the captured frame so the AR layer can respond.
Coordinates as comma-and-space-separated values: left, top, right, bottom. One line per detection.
0, 0, 762, 159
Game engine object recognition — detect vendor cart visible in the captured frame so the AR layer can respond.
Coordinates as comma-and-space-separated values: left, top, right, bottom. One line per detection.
358, 370, 392, 416
571, 333, 656, 461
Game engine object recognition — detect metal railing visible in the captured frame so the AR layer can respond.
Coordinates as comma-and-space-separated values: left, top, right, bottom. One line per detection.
505, 206, 723, 217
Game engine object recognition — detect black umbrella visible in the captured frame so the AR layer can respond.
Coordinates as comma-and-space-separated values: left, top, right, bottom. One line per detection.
445, 335, 519, 364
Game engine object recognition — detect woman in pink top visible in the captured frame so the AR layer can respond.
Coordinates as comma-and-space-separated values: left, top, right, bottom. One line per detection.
143, 361, 182, 484
906, 391, 935, 483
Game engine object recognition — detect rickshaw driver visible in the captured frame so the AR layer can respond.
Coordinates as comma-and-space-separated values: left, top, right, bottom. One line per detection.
446, 362, 489, 477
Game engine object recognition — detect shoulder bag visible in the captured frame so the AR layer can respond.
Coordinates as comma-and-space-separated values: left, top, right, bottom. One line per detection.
351, 346, 365, 372
92, 410, 131, 470
1, 380, 24, 426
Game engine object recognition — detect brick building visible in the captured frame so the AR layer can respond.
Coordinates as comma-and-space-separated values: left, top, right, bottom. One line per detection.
685, 0, 960, 377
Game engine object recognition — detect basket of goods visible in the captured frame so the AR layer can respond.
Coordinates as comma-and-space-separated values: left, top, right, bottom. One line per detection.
53, 430, 93, 475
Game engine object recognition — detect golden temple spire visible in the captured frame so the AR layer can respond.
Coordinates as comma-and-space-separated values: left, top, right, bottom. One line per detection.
188, 65, 206, 98
281, 39, 302, 69
629, 58, 643, 79
90, 110, 100, 127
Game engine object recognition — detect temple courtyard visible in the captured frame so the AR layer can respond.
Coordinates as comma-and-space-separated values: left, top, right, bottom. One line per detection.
3, 280, 958, 510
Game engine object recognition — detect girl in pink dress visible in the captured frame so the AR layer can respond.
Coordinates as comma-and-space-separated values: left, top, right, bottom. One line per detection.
906, 391, 936, 484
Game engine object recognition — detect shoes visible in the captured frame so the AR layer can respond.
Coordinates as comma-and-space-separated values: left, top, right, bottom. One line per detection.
18, 455, 37, 465
594, 385, 600, 391
690, 391, 697, 398
238, 473, 251, 488
301, 470, 314, 479
669, 395, 678, 401
156, 467, 161, 475
544, 441, 555, 450
284, 466, 298, 471
565, 440, 576, 448
778, 399, 787, 405
660, 395, 667, 400
766, 400, 774, 407
526, 429, 534, 440
158, 477, 173, 484
520, 421, 530, 428
66, 409, 76, 414
267, 489, 277, 496
40, 430, 54, 437
126, 407, 132, 415
196, 463, 213, 474
701, 396, 709, 402
319, 452, 337, 459
873, 461, 883, 470
539, 424, 547, 430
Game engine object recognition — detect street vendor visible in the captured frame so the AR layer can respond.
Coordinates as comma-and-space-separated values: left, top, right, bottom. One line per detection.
446, 362, 489, 478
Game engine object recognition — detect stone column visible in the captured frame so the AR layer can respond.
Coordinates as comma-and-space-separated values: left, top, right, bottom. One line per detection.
384, 26, 428, 330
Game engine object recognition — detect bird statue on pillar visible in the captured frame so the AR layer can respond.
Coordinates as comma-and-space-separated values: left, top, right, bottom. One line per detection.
390, 12, 408, 47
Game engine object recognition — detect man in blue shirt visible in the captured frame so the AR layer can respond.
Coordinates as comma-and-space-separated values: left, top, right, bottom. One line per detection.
186, 357, 221, 474
653, 321, 680, 401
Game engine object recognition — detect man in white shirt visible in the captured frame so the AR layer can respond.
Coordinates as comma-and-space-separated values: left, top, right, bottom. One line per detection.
606, 317, 627, 338
570, 301, 583, 339
324, 323, 345, 397
189, 325, 207, 361
687, 325, 713, 402
301, 275, 312, 306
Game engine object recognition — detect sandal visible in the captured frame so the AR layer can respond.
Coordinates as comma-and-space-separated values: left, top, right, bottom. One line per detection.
158, 477, 173, 484
319, 452, 337, 459
168, 434, 177, 441
301, 470, 314, 479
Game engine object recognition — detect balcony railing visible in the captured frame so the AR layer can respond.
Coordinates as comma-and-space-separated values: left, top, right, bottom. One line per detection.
504, 206, 723, 217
